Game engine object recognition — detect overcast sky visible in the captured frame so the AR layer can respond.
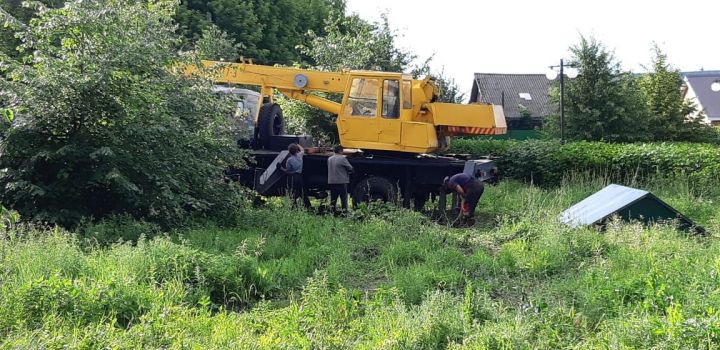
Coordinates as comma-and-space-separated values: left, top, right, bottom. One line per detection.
346, 0, 720, 99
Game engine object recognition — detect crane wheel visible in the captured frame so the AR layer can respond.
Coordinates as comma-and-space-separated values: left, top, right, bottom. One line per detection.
352, 176, 398, 206
255, 103, 285, 149
413, 192, 429, 211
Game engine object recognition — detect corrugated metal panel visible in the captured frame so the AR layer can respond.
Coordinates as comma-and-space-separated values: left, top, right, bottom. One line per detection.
558, 184, 648, 228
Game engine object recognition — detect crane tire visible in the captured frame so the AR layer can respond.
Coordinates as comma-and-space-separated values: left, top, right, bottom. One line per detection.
352, 176, 398, 205
256, 103, 285, 149
413, 192, 429, 211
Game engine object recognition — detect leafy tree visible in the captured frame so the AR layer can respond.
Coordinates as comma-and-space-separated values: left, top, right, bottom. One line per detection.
194, 23, 242, 61
640, 45, 685, 139
1, 0, 64, 60
432, 69, 465, 103
410, 55, 465, 103
176, 0, 343, 64
639, 45, 715, 142
278, 94, 338, 145
547, 36, 650, 142
0, 0, 243, 227
407, 58, 464, 103
280, 13, 466, 141
0, 7, 21, 60
283, 13, 445, 141
514, 104, 536, 129
300, 12, 414, 72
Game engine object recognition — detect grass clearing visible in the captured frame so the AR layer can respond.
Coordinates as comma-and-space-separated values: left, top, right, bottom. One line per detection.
2, 178, 720, 348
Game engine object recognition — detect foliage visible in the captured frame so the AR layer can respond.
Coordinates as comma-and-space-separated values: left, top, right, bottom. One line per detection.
405, 56, 465, 103
451, 138, 720, 188
300, 12, 414, 72
0, 0, 244, 227
175, 0, 343, 65
277, 93, 339, 145
285, 13, 465, 140
640, 44, 690, 140
79, 214, 162, 245
2, 177, 720, 347
280, 12, 418, 141
0, 0, 63, 60
3, 0, 341, 66
193, 23, 242, 62
639, 44, 716, 142
545, 36, 651, 142
432, 68, 465, 103
0, 205, 20, 233
544, 38, 717, 143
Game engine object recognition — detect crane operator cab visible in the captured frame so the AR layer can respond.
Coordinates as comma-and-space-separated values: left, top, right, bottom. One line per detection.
339, 76, 404, 147
334, 71, 506, 154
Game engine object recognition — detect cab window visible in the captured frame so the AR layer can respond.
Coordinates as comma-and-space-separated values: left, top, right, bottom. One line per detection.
346, 78, 378, 117
401, 80, 412, 109
382, 79, 400, 119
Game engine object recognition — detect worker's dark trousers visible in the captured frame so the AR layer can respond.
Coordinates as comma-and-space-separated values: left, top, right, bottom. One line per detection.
463, 180, 485, 218
329, 184, 348, 211
289, 173, 311, 209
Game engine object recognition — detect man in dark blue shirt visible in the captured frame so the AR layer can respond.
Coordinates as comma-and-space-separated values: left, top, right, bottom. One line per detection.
445, 173, 484, 222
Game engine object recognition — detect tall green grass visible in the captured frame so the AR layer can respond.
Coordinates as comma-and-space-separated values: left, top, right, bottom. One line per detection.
1, 178, 719, 348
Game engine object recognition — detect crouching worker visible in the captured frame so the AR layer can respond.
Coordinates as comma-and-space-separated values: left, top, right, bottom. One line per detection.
280, 143, 311, 209
444, 173, 484, 225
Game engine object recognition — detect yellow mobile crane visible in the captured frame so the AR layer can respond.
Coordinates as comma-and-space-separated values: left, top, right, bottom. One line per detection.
186, 60, 506, 154
185, 60, 505, 211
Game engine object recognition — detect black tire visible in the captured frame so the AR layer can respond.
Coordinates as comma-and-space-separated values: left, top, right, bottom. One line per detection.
413, 192, 429, 211
255, 103, 285, 149
352, 176, 398, 205
237, 138, 251, 149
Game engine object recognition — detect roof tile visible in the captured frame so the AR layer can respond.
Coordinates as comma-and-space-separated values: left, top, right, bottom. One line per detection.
471, 73, 556, 118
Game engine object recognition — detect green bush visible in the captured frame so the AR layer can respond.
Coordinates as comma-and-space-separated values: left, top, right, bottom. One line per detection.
4, 274, 150, 329
451, 139, 720, 187
79, 215, 162, 245
127, 238, 273, 308
0, 0, 244, 227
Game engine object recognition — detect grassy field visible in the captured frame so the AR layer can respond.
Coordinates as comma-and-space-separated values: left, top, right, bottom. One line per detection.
1, 176, 720, 348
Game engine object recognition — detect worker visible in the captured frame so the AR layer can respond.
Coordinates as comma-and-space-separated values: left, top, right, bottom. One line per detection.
327, 145, 354, 213
280, 143, 311, 209
444, 173, 484, 224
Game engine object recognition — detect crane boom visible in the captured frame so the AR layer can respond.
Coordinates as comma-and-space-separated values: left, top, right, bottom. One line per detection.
194, 60, 349, 93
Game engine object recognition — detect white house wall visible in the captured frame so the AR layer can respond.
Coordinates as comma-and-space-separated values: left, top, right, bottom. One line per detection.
683, 77, 711, 124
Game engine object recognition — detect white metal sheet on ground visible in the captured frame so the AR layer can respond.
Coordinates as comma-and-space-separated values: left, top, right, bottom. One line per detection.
558, 184, 649, 228
259, 150, 289, 186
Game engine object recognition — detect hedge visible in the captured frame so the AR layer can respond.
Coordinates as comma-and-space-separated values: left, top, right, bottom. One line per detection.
449, 139, 720, 187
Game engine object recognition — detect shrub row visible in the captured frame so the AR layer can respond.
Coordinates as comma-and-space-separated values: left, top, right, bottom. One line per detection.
450, 139, 720, 187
